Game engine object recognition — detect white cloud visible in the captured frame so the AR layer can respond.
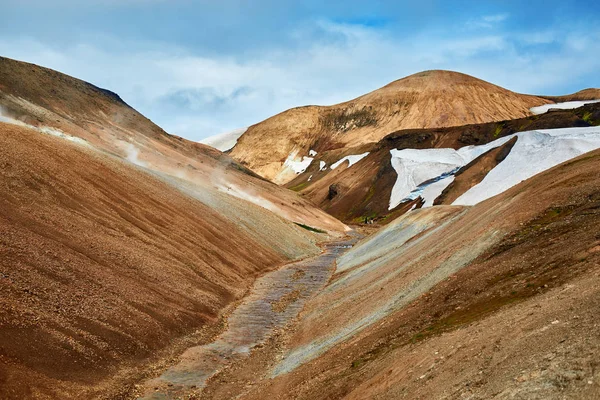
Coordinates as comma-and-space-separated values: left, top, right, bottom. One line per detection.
466, 13, 510, 29
483, 13, 509, 23
0, 19, 599, 141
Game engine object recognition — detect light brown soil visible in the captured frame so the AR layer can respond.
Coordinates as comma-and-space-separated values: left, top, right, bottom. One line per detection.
542, 88, 600, 102
231, 70, 551, 182
0, 122, 323, 399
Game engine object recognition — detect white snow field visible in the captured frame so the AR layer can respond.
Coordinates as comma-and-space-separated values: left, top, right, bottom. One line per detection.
200, 127, 247, 151
420, 175, 455, 207
530, 100, 600, 115
388, 126, 600, 210
454, 126, 600, 205
283, 150, 314, 174
330, 152, 370, 170
319, 161, 327, 171
388, 138, 512, 209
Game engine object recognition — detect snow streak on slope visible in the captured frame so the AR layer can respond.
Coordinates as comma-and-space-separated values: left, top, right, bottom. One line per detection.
420, 175, 456, 207
330, 152, 370, 170
283, 150, 314, 174
388, 139, 512, 209
530, 100, 600, 115
454, 126, 600, 205
200, 127, 248, 151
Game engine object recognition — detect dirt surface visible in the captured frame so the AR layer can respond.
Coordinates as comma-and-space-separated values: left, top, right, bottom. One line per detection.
231, 70, 552, 183
135, 236, 357, 399
0, 56, 349, 235
193, 149, 600, 400
0, 122, 329, 399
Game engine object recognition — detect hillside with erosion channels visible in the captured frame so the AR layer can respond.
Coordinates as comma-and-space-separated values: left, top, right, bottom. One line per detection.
0, 57, 347, 235
2, 53, 600, 400
0, 57, 347, 399
229, 70, 554, 183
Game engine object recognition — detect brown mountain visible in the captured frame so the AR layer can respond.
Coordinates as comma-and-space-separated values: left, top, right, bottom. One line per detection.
0, 57, 347, 398
4, 55, 600, 400
230, 70, 551, 183
0, 56, 347, 234
285, 102, 600, 224
542, 88, 600, 102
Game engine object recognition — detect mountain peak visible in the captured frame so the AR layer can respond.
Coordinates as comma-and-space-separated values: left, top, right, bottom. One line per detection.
231, 70, 551, 183
379, 70, 506, 92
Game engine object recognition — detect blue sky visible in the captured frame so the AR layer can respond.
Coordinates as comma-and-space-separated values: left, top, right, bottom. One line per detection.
1, 0, 599, 141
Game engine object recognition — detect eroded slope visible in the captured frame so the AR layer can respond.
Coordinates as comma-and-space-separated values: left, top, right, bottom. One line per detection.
0, 56, 348, 234
0, 122, 332, 399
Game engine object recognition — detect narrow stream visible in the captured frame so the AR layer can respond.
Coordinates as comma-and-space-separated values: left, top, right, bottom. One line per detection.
140, 235, 358, 399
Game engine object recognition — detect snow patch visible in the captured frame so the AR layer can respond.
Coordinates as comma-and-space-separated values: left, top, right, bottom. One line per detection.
330, 152, 370, 170
200, 127, 247, 151
530, 100, 600, 115
319, 161, 327, 171
454, 126, 600, 205
309, 149, 318, 156
421, 175, 456, 207
283, 150, 314, 174
388, 138, 511, 210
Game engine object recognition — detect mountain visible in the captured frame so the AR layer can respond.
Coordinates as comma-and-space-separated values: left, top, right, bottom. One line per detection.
230, 70, 553, 183
284, 101, 600, 224
0, 56, 347, 399
218, 147, 600, 400
3, 55, 600, 400
542, 88, 600, 102
0, 56, 347, 234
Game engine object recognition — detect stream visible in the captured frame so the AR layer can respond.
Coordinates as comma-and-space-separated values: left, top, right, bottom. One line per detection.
140, 234, 358, 399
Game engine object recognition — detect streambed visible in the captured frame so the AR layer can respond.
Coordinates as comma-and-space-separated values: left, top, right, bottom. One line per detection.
140, 235, 358, 399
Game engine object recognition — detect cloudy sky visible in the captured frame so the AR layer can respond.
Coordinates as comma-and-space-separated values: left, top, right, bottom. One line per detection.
1, 0, 599, 141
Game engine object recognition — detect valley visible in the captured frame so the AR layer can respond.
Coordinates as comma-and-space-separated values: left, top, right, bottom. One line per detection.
1, 54, 599, 400
138, 235, 358, 399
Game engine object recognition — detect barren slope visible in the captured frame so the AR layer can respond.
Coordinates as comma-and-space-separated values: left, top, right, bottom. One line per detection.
542, 88, 600, 102
0, 57, 349, 399
0, 56, 348, 234
200, 148, 600, 400
0, 122, 331, 399
230, 70, 551, 183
